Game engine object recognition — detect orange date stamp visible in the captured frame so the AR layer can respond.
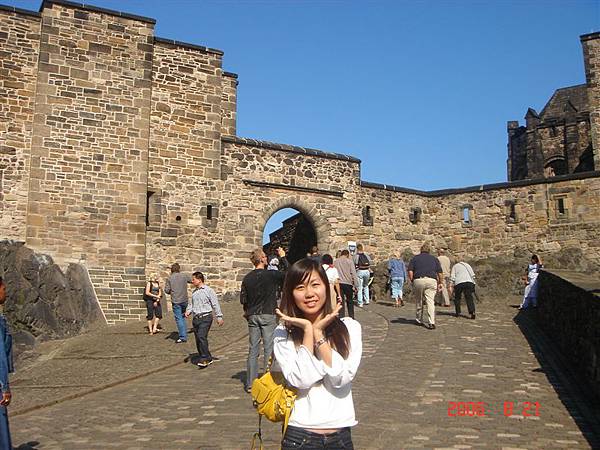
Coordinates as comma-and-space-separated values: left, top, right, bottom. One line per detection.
447, 401, 541, 417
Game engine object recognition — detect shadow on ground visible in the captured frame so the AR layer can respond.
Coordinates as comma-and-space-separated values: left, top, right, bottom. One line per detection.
16, 442, 40, 450
514, 309, 600, 448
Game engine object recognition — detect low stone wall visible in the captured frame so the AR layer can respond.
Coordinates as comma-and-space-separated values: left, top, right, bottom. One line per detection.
536, 270, 600, 397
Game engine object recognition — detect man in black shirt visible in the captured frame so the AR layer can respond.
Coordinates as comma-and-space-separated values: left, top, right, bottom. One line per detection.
240, 248, 287, 392
408, 242, 443, 330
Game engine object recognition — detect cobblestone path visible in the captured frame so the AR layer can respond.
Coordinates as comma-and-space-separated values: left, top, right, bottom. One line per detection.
11, 297, 599, 449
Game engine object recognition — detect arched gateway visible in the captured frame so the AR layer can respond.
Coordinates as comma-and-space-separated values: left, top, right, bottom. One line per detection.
261, 199, 331, 264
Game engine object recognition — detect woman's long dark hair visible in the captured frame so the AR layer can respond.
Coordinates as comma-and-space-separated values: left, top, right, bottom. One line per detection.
280, 258, 350, 359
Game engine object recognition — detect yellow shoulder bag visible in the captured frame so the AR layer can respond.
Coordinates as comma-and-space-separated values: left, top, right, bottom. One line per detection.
250, 356, 297, 450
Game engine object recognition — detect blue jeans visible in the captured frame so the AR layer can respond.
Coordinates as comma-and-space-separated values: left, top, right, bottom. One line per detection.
390, 277, 404, 300
282, 426, 353, 450
357, 269, 370, 305
246, 314, 277, 390
172, 302, 188, 341
0, 405, 11, 450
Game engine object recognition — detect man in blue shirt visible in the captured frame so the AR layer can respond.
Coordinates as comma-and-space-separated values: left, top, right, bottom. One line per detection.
185, 272, 224, 368
408, 242, 444, 330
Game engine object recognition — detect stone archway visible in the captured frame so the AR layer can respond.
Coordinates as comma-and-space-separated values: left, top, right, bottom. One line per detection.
261, 197, 332, 264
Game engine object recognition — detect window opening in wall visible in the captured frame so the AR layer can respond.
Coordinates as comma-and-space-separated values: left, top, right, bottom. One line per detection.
207, 205, 213, 220
557, 198, 566, 215
146, 191, 154, 227
175, 215, 182, 221
462, 207, 471, 224
509, 203, 516, 221
409, 207, 422, 224
362, 205, 373, 226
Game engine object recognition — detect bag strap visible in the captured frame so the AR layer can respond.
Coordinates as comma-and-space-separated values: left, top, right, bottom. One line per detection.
282, 404, 292, 436
459, 262, 475, 282
251, 415, 263, 450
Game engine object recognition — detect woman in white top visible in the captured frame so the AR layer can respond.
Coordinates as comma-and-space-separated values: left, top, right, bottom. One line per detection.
274, 258, 362, 450
519, 254, 543, 310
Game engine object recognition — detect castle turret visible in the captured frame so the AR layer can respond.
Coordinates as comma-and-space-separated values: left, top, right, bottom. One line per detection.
581, 32, 600, 171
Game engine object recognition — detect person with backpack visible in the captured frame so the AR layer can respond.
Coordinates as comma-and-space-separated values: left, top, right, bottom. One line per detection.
353, 244, 373, 307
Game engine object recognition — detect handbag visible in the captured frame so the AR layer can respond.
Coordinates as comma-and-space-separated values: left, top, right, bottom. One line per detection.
250, 355, 297, 445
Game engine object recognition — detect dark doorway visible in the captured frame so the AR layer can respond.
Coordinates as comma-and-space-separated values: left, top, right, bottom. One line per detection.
263, 208, 317, 265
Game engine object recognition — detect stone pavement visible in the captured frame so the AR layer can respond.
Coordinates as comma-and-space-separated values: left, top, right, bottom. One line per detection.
9, 295, 600, 449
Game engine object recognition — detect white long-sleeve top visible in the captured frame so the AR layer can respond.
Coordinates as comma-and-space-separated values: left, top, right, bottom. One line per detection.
272, 317, 362, 429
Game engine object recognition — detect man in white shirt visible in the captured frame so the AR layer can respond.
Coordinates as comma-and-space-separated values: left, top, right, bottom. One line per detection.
449, 261, 477, 319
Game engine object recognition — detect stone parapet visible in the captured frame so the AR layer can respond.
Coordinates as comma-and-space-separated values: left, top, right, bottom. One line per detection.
536, 269, 600, 398
222, 136, 361, 163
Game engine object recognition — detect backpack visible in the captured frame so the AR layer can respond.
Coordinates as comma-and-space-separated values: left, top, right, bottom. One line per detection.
357, 253, 370, 269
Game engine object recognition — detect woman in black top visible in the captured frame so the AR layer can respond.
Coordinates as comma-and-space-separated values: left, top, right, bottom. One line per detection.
144, 273, 163, 334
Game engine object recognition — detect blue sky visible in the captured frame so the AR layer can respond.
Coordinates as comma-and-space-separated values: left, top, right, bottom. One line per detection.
5, 0, 599, 239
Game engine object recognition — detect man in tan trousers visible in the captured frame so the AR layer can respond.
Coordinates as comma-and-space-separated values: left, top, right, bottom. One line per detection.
408, 242, 444, 330
436, 249, 451, 307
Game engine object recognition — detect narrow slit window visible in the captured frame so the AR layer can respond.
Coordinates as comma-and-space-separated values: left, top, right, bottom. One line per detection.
557, 198, 565, 215
462, 207, 471, 223
362, 205, 373, 226
146, 191, 154, 227
409, 207, 421, 224
207, 205, 213, 220
509, 203, 516, 221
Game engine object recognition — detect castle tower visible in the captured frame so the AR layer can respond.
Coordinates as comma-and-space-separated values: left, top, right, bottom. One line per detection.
581, 32, 600, 171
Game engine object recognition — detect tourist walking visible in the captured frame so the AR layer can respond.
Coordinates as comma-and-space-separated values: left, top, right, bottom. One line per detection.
334, 249, 359, 319
436, 249, 451, 307
240, 248, 287, 392
144, 273, 163, 334
185, 272, 224, 368
387, 252, 407, 307
307, 245, 322, 264
449, 261, 477, 319
164, 263, 192, 343
519, 254, 543, 310
274, 258, 362, 450
0, 276, 13, 450
322, 253, 342, 310
353, 244, 373, 307
408, 242, 444, 330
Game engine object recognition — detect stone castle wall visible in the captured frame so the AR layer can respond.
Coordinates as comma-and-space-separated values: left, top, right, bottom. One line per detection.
0, 6, 40, 241
2, 1, 600, 323
356, 175, 600, 262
